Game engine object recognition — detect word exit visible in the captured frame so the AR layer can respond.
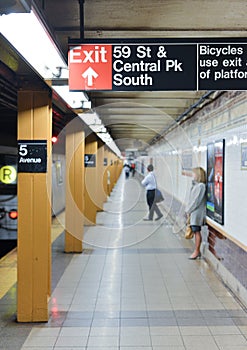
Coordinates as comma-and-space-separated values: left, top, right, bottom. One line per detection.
69, 45, 112, 90
69, 46, 108, 63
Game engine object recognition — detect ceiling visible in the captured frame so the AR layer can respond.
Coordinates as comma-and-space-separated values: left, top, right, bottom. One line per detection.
89, 90, 206, 150
0, 33, 79, 145
3, 0, 247, 152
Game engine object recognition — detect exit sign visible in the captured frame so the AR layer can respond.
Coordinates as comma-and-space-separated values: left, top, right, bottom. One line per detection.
69, 38, 247, 91
69, 45, 112, 90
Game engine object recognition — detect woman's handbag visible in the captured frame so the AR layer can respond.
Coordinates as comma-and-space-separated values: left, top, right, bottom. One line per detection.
185, 216, 194, 239
155, 188, 164, 203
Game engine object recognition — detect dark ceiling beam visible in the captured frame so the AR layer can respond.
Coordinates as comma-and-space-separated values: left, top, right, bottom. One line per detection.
79, 0, 85, 40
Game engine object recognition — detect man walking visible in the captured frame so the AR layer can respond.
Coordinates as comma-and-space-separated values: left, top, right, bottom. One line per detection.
141, 164, 163, 221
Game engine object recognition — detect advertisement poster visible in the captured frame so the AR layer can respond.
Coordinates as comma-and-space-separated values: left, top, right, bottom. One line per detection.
206, 139, 225, 225
206, 143, 215, 218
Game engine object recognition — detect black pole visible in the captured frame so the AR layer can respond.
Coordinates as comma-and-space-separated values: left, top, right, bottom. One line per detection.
79, 0, 85, 40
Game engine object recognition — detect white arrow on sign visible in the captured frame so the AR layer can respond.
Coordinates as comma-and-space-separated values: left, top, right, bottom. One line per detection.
82, 67, 99, 86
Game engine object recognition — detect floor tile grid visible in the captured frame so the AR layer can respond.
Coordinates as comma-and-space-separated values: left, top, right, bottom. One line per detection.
176, 245, 247, 334
140, 248, 184, 349
155, 244, 247, 349
143, 246, 202, 349
141, 235, 237, 348
50, 247, 247, 348
84, 209, 163, 341
121, 223, 179, 347
18, 173, 247, 349
92, 174, 245, 348
49, 252, 90, 316
120, 248, 149, 348
78, 247, 122, 348
48, 250, 114, 348
150, 180, 247, 344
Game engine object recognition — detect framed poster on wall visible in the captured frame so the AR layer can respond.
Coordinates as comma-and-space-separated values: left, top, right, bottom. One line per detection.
206, 143, 215, 219
206, 139, 225, 225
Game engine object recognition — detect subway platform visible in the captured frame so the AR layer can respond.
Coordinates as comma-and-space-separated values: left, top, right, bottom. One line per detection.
1, 172, 247, 349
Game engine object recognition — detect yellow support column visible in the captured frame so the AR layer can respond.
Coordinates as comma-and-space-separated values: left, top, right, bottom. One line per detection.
118, 160, 123, 179
17, 90, 52, 322
102, 146, 109, 201
65, 120, 84, 253
84, 135, 98, 225
113, 159, 118, 186
109, 155, 114, 194
96, 141, 105, 211
111, 155, 117, 189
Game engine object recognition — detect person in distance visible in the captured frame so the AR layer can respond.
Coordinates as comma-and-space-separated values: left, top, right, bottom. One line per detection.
141, 164, 163, 221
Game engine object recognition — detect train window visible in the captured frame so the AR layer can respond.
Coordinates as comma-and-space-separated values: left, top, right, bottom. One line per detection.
0, 154, 17, 195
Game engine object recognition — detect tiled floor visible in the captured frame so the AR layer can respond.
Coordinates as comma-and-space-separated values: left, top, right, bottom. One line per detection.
1, 172, 247, 349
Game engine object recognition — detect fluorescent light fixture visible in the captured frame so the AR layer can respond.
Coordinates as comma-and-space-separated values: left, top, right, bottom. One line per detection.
91, 125, 107, 133
81, 112, 102, 126
79, 112, 121, 157
0, 8, 121, 158
82, 101, 91, 109
53, 85, 88, 109
107, 141, 122, 158
97, 132, 112, 141
0, 10, 68, 79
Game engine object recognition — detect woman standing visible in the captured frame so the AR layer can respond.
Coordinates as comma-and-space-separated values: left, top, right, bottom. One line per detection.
185, 167, 207, 260
142, 164, 163, 221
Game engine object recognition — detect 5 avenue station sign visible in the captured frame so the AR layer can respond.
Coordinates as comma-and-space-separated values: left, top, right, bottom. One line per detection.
68, 39, 247, 91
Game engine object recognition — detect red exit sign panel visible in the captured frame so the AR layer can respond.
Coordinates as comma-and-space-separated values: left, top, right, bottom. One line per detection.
69, 44, 112, 90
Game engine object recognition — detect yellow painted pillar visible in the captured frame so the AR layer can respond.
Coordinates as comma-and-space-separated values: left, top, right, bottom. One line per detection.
17, 90, 52, 322
65, 119, 84, 253
112, 157, 118, 187
106, 151, 111, 196
96, 141, 105, 211
103, 147, 109, 200
84, 135, 98, 225
116, 159, 119, 181
109, 156, 114, 193
116, 159, 123, 180
118, 160, 123, 178
114, 158, 121, 183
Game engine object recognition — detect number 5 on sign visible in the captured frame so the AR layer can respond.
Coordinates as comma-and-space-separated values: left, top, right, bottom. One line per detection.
19, 144, 28, 156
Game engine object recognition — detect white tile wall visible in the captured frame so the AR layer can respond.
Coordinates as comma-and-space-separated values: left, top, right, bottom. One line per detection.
138, 92, 247, 248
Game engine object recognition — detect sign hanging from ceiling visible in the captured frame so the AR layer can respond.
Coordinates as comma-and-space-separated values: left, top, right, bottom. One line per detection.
68, 39, 247, 91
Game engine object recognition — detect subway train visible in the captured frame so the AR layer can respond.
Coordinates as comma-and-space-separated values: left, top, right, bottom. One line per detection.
0, 145, 66, 239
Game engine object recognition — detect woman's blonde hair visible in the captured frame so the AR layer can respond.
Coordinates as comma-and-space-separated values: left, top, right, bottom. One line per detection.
192, 167, 206, 184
